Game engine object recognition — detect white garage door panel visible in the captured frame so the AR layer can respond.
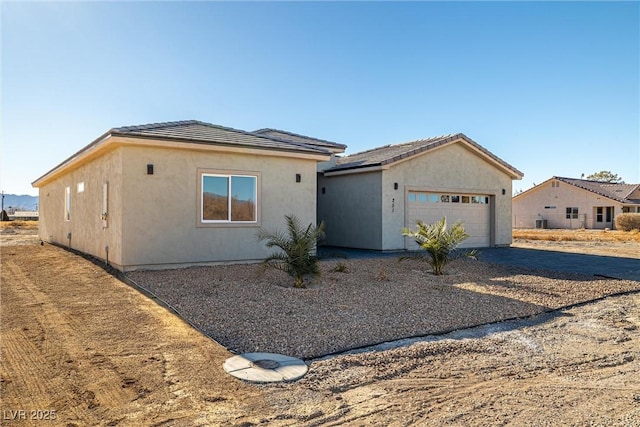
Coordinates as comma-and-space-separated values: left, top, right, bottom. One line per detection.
406, 192, 490, 249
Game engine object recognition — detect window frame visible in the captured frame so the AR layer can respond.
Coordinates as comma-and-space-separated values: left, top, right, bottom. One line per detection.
197, 169, 261, 227
64, 186, 71, 221
566, 207, 579, 219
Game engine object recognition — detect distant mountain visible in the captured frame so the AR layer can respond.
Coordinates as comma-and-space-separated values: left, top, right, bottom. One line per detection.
2, 194, 39, 211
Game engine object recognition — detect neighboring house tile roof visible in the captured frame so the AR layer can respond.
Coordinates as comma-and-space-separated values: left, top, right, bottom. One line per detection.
112, 120, 332, 154
554, 177, 640, 204
326, 133, 523, 178
253, 128, 347, 153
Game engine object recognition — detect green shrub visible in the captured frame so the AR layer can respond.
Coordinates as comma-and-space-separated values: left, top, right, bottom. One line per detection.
256, 215, 325, 288
402, 217, 476, 275
615, 213, 640, 231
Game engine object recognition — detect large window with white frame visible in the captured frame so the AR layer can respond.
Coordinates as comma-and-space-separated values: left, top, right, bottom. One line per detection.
200, 172, 258, 224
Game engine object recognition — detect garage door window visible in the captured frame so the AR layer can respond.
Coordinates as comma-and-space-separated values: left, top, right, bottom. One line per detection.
409, 193, 490, 205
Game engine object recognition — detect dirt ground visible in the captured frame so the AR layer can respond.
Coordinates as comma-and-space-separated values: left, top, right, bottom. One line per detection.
1, 226, 639, 426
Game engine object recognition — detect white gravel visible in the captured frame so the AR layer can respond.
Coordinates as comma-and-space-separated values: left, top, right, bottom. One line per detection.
126, 257, 640, 359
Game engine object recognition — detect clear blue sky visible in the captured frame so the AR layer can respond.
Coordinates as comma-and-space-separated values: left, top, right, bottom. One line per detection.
2, 1, 638, 196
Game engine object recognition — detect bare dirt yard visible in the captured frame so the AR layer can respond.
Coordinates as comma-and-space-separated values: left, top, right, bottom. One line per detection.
1, 224, 639, 426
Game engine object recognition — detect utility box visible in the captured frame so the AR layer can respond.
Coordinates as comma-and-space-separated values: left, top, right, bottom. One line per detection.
535, 219, 548, 229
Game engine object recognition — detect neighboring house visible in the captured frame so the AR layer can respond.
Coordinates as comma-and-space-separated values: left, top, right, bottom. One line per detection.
32, 120, 341, 271
9, 211, 39, 221
513, 176, 640, 230
317, 133, 524, 250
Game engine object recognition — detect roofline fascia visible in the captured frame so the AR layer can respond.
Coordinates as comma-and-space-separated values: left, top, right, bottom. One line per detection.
253, 128, 348, 150
323, 164, 389, 177
329, 136, 523, 180
32, 133, 331, 188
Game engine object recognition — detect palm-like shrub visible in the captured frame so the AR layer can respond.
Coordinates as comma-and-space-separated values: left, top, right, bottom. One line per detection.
256, 215, 326, 288
402, 217, 475, 275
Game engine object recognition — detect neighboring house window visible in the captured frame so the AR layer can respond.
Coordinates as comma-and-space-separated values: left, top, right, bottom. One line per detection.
545, 206, 556, 209
201, 173, 258, 223
566, 207, 578, 219
77, 182, 84, 193
64, 186, 71, 221
552, 181, 560, 188
596, 207, 603, 222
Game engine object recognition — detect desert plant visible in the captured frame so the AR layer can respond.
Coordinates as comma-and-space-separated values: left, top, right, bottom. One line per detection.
615, 213, 640, 231
402, 217, 476, 275
256, 215, 325, 288
333, 262, 349, 273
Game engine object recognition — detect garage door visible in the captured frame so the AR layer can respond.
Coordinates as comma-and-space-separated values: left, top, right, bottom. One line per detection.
406, 191, 491, 249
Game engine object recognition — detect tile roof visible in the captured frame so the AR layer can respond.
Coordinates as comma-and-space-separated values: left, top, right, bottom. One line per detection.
253, 128, 347, 153
554, 177, 640, 204
111, 120, 331, 154
327, 133, 523, 178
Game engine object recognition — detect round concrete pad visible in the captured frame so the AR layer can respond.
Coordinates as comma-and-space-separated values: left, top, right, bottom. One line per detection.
223, 352, 308, 383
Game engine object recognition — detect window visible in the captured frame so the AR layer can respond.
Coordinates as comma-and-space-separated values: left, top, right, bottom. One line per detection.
461, 195, 470, 203
201, 173, 257, 223
440, 195, 450, 203
64, 186, 71, 221
451, 195, 460, 203
552, 181, 560, 188
77, 182, 85, 193
596, 207, 603, 222
418, 193, 427, 203
408, 193, 416, 203
428, 194, 439, 203
566, 207, 578, 219
544, 206, 556, 209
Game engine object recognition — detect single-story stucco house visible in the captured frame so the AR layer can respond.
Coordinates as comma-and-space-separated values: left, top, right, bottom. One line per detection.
317, 133, 524, 250
32, 120, 345, 271
33, 122, 522, 269
513, 176, 640, 230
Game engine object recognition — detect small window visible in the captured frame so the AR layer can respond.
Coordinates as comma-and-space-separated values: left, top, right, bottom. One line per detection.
77, 182, 84, 193
544, 206, 556, 209
440, 195, 450, 203
482, 196, 489, 204
408, 193, 416, 203
428, 194, 439, 203
64, 186, 71, 221
566, 207, 578, 219
418, 193, 427, 203
201, 173, 257, 223
461, 195, 470, 203
471, 196, 481, 204
596, 207, 603, 222
552, 181, 559, 188
451, 195, 460, 203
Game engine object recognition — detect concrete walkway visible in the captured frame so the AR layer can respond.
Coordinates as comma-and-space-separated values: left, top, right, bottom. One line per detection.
319, 246, 640, 282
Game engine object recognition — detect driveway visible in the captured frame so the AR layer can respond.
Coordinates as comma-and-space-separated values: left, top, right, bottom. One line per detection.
477, 247, 640, 281
319, 246, 640, 282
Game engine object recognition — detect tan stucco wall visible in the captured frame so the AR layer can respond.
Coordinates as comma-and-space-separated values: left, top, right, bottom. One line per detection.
118, 145, 319, 269
317, 171, 383, 249
513, 179, 623, 229
381, 142, 514, 249
38, 148, 124, 266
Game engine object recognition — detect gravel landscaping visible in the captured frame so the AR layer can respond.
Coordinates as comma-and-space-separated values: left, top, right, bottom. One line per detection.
126, 257, 640, 360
